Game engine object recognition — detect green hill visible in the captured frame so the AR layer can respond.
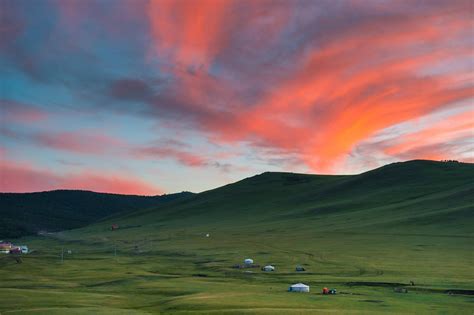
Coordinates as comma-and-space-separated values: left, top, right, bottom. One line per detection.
1, 160, 473, 314
0, 190, 194, 238
91, 159, 473, 237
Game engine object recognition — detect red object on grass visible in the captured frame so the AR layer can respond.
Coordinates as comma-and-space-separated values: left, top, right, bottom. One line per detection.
9, 247, 22, 254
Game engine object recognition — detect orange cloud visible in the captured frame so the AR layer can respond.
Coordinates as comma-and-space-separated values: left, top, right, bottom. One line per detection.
144, 1, 473, 172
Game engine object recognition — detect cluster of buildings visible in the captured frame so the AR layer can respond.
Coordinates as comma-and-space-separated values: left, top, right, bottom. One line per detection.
242, 258, 335, 294
0, 241, 28, 254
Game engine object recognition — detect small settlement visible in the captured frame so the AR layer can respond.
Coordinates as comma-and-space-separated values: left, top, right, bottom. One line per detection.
0, 241, 28, 254
234, 258, 337, 294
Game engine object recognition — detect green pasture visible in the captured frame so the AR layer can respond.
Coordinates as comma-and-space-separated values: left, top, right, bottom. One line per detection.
1, 161, 473, 314
1, 228, 472, 314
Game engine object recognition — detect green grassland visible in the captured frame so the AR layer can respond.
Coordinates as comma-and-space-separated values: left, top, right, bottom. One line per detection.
1, 160, 473, 314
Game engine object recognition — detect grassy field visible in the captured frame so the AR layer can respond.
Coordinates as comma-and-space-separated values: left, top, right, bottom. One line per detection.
1, 160, 473, 314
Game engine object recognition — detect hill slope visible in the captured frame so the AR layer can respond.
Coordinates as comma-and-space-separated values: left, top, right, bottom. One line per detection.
89, 160, 473, 238
0, 190, 193, 238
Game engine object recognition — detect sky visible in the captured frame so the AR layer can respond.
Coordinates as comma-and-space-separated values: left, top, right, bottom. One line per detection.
1, 0, 473, 195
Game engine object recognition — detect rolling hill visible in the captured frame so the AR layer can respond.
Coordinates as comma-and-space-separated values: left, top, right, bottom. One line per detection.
84, 159, 473, 238
0, 190, 193, 238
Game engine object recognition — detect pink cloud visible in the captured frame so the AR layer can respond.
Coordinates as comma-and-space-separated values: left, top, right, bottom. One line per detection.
0, 159, 162, 195
1, 126, 126, 155
134, 146, 208, 167
132, 140, 247, 172
32, 131, 125, 154
1, 99, 48, 123
384, 111, 474, 158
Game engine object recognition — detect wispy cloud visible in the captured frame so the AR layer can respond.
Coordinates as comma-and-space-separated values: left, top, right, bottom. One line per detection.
1, 127, 125, 155
2, 0, 472, 193
143, 0, 473, 172
0, 158, 162, 195
1, 100, 48, 123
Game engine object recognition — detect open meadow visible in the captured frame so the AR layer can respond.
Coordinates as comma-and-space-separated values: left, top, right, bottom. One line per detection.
1, 161, 473, 314
1, 230, 473, 314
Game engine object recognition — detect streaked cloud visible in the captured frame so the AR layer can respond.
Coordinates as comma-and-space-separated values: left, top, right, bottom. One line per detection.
1, 0, 472, 193
0, 158, 161, 195
1, 100, 48, 123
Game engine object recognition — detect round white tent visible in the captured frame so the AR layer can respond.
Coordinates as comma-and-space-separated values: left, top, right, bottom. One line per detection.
244, 258, 254, 264
289, 283, 310, 292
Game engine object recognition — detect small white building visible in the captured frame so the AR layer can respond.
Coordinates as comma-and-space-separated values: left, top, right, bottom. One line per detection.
262, 265, 275, 272
244, 258, 254, 265
289, 283, 310, 292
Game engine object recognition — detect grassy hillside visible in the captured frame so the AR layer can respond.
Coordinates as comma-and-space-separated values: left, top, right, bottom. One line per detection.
92, 159, 473, 236
0, 190, 194, 238
0, 160, 473, 314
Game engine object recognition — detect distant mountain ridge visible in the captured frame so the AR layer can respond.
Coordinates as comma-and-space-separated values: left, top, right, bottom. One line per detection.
0, 190, 194, 238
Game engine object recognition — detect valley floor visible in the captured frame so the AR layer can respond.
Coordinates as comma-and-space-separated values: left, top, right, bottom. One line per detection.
0, 229, 472, 314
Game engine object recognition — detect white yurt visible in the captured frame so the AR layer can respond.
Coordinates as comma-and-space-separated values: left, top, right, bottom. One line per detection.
288, 283, 310, 292
263, 265, 275, 272
244, 258, 254, 264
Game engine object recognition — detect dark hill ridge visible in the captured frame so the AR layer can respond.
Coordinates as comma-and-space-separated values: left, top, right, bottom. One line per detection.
0, 190, 194, 238
96, 160, 473, 238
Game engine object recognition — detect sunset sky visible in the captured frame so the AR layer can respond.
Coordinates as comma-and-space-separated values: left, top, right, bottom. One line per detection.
1, 0, 473, 195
